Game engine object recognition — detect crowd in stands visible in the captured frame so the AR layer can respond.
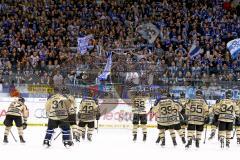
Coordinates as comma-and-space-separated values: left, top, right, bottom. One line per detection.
0, 0, 240, 88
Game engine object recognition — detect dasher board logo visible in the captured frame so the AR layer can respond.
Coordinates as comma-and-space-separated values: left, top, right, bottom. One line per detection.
0, 109, 7, 117
34, 108, 47, 119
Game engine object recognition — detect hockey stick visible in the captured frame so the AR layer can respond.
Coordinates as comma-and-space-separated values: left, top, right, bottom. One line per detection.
230, 128, 236, 139
54, 131, 61, 140
10, 130, 17, 142
203, 125, 207, 144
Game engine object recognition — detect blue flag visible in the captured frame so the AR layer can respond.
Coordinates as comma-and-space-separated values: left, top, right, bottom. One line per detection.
227, 38, 240, 60
98, 52, 112, 81
189, 43, 202, 59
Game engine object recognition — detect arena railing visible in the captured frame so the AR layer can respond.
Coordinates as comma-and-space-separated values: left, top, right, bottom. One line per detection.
1, 70, 240, 100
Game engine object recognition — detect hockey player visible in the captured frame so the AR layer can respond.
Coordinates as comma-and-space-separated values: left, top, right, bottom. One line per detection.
185, 90, 209, 148
151, 92, 186, 146
76, 95, 100, 141
43, 88, 74, 148
208, 99, 220, 140
173, 101, 187, 144
61, 87, 78, 142
214, 90, 239, 148
3, 97, 29, 143
178, 92, 188, 139
130, 90, 149, 141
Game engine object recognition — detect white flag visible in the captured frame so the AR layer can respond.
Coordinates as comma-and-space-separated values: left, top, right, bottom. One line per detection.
227, 38, 240, 59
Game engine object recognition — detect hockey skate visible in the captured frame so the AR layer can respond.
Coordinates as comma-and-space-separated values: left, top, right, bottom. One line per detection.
161, 138, 165, 146
172, 137, 177, 146
73, 133, 80, 142
82, 132, 86, 140
3, 135, 8, 143
87, 134, 92, 142
43, 140, 51, 147
195, 139, 200, 148
220, 138, 224, 148
226, 139, 230, 148
143, 134, 147, 142
181, 137, 186, 144
185, 139, 192, 148
19, 136, 26, 143
133, 134, 137, 141
75, 136, 80, 142
64, 141, 74, 148
155, 136, 160, 143
237, 138, 240, 144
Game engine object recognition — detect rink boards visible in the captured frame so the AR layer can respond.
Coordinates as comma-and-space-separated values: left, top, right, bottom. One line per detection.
0, 97, 216, 128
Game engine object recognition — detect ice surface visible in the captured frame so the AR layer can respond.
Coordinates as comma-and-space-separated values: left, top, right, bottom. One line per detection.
0, 126, 239, 160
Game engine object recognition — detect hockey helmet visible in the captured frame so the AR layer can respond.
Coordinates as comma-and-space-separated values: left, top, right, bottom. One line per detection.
180, 92, 185, 98
18, 97, 25, 103
135, 90, 142, 96
62, 87, 70, 94
196, 90, 203, 98
53, 86, 61, 94
161, 89, 171, 98
225, 90, 232, 99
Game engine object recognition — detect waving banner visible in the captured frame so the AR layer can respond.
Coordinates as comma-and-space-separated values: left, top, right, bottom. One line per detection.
136, 23, 159, 43
77, 34, 93, 55
227, 38, 240, 59
189, 43, 203, 59
98, 52, 112, 81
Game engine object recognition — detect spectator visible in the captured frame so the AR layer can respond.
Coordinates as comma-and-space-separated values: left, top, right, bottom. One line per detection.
53, 71, 64, 86
0, 0, 239, 90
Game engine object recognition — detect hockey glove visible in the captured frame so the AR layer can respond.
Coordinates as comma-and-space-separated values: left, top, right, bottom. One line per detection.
22, 123, 27, 130
69, 114, 77, 125
235, 117, 240, 126
77, 112, 81, 119
204, 117, 210, 124
96, 112, 101, 120
213, 114, 219, 126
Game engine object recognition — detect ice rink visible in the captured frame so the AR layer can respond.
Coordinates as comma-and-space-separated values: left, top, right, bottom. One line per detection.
0, 126, 239, 160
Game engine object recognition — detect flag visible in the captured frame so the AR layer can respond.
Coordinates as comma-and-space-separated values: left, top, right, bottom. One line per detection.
77, 34, 93, 55
98, 52, 112, 81
189, 43, 203, 59
227, 38, 240, 59
136, 23, 159, 43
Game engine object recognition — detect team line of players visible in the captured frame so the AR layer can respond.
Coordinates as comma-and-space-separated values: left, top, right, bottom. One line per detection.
1, 88, 240, 148
2, 87, 100, 147
130, 89, 240, 148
